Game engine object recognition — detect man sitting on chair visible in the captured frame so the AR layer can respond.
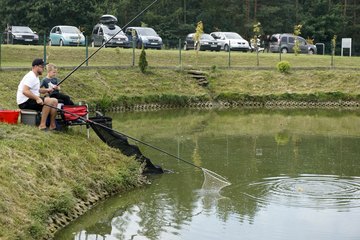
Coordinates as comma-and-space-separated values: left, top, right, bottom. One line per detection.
17, 58, 58, 131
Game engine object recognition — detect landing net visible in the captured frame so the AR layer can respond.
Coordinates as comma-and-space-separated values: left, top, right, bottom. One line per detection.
201, 168, 231, 192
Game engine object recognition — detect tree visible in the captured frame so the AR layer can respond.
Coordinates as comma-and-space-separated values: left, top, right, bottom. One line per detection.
139, 47, 148, 73
293, 24, 302, 56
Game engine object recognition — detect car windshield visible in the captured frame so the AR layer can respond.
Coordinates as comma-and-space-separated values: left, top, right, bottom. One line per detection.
136, 28, 157, 36
12, 26, 33, 33
61, 26, 81, 34
200, 34, 215, 40
103, 25, 123, 35
224, 32, 242, 39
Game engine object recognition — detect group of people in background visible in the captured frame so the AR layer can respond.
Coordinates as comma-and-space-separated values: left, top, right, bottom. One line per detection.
16, 58, 74, 131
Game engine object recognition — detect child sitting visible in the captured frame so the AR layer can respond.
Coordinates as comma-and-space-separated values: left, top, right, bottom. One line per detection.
41, 63, 74, 105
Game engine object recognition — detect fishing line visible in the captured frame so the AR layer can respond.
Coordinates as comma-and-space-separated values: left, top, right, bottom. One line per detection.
44, 103, 231, 189
57, 0, 159, 86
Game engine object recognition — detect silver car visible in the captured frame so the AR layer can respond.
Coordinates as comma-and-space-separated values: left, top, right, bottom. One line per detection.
270, 33, 317, 54
210, 32, 250, 52
91, 14, 129, 48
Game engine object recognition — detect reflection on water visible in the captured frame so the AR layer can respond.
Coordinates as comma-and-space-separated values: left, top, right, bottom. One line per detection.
55, 109, 360, 240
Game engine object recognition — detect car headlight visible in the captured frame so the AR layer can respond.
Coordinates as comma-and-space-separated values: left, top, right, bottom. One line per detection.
141, 37, 149, 43
13, 34, 22, 39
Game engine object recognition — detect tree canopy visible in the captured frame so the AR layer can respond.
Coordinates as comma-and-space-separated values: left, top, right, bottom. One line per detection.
0, 0, 359, 53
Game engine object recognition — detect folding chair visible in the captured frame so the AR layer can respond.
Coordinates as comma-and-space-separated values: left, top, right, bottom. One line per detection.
59, 104, 90, 138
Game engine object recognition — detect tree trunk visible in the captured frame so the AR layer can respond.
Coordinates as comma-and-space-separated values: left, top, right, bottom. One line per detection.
254, 0, 257, 20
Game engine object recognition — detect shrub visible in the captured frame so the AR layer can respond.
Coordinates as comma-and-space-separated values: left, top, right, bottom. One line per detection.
276, 61, 291, 73
95, 93, 113, 113
139, 48, 148, 73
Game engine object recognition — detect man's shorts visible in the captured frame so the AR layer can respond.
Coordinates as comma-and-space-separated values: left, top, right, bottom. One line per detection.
18, 98, 44, 111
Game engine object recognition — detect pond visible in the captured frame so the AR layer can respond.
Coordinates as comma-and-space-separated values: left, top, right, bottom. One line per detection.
55, 108, 360, 240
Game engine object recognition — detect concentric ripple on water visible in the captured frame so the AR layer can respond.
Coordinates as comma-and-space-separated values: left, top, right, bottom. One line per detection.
244, 174, 360, 210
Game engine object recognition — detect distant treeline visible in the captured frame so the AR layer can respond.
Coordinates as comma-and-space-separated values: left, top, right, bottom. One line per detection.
0, 0, 359, 52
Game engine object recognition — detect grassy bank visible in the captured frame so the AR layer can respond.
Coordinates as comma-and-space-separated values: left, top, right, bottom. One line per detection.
1, 67, 360, 110
0, 124, 142, 239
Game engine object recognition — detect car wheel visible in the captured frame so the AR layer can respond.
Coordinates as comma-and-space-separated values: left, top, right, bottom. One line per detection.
309, 49, 314, 54
224, 45, 230, 52
59, 39, 64, 47
281, 48, 288, 54
184, 44, 188, 51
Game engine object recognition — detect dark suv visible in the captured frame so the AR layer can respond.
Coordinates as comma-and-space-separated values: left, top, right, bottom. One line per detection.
125, 27, 163, 49
91, 15, 129, 48
184, 33, 221, 51
2, 26, 39, 45
270, 33, 317, 54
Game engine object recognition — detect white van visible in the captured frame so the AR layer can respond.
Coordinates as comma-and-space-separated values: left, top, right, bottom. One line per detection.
210, 32, 250, 52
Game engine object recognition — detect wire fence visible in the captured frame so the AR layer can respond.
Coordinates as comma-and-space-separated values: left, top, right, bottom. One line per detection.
0, 33, 359, 70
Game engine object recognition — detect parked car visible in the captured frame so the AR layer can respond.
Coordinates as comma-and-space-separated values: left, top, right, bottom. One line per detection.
2, 26, 39, 45
184, 33, 221, 51
91, 14, 129, 48
49, 25, 85, 46
270, 33, 317, 54
125, 27, 163, 49
210, 32, 249, 52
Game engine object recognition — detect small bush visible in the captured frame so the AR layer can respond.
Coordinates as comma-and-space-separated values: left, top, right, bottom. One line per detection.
276, 61, 291, 73
95, 93, 113, 113
139, 48, 148, 73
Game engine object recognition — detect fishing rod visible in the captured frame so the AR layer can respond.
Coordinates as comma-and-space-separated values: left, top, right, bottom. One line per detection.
57, 0, 159, 86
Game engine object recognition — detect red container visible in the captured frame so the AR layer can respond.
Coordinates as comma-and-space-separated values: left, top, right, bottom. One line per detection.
0, 110, 20, 124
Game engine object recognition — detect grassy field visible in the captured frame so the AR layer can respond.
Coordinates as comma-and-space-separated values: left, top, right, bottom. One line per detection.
1, 44, 360, 69
0, 45, 359, 110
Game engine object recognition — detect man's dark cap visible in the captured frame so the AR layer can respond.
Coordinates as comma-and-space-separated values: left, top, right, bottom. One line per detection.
32, 58, 45, 67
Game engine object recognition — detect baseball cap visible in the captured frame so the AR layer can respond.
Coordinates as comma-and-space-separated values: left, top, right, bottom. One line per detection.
32, 58, 45, 67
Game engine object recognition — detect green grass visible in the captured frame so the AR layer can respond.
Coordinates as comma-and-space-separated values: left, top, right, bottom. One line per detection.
1, 45, 359, 111
1, 66, 359, 111
1, 45, 360, 68
0, 124, 142, 239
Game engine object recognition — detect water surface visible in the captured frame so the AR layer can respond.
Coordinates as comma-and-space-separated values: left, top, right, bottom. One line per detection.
55, 109, 360, 240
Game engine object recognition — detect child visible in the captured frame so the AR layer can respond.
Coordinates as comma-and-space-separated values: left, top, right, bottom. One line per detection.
41, 63, 74, 105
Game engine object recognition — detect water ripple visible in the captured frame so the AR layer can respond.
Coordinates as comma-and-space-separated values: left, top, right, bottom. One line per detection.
244, 174, 360, 210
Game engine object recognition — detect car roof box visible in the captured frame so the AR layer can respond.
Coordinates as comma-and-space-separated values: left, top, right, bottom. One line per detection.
99, 14, 117, 24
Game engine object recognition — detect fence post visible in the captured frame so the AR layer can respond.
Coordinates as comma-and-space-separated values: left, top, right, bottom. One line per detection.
279, 42, 282, 61
132, 40, 135, 67
85, 36, 88, 66
228, 40, 231, 68
43, 33, 47, 64
0, 33, 2, 69
179, 38, 182, 68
